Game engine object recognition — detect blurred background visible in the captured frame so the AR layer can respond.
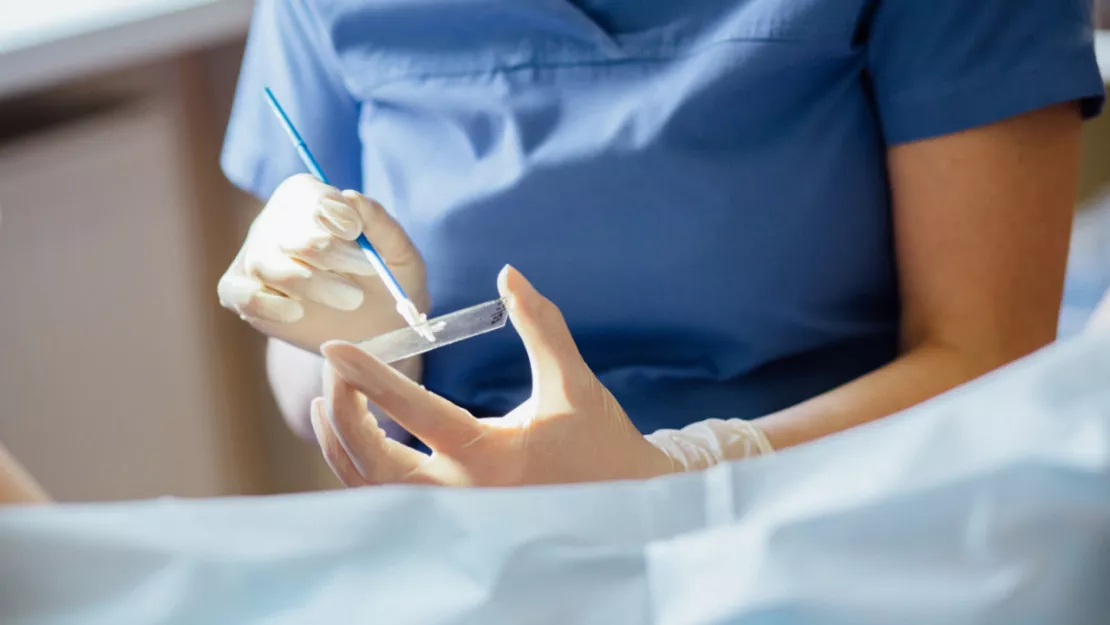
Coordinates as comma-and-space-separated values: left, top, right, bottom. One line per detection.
1, 0, 1110, 501
0, 0, 336, 500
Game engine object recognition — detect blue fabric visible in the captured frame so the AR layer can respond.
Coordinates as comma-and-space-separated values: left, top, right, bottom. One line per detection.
222, 0, 1104, 432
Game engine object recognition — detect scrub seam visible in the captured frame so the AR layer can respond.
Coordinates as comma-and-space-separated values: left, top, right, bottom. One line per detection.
878, 46, 1097, 104
878, 51, 1105, 144
361, 34, 849, 90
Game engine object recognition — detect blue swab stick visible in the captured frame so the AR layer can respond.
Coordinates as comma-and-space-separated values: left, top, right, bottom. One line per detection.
263, 87, 431, 338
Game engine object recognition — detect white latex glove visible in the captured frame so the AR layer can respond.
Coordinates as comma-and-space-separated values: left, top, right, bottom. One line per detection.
644, 418, 773, 472
218, 174, 427, 352
309, 266, 772, 488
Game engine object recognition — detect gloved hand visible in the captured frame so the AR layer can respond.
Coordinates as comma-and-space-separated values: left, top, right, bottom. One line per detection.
218, 174, 427, 352
309, 266, 773, 488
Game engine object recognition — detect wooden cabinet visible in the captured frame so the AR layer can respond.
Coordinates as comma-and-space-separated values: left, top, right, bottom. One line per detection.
0, 1, 335, 502
0, 65, 336, 500
0, 94, 251, 499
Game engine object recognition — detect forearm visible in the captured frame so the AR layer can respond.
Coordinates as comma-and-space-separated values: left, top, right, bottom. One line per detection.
752, 105, 1081, 452
0, 442, 50, 505
647, 339, 1033, 471
755, 339, 1041, 451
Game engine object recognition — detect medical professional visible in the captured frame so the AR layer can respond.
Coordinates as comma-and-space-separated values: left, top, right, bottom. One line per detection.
219, 1, 1104, 471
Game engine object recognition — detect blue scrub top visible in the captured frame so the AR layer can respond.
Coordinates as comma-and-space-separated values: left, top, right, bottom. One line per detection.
222, 0, 1104, 432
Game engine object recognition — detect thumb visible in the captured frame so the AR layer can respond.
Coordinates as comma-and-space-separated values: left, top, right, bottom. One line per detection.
498, 265, 588, 395
341, 190, 421, 269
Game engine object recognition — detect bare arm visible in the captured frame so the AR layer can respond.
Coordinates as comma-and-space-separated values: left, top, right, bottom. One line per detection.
757, 104, 1082, 449
0, 442, 50, 505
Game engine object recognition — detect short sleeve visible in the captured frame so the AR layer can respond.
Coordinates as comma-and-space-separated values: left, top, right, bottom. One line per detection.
220, 0, 362, 200
866, 0, 1106, 145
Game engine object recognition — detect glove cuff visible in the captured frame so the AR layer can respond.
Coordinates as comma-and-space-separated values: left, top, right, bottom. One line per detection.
646, 418, 774, 473
740, 419, 775, 456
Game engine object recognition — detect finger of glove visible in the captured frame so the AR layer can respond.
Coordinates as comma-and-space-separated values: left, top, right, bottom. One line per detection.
246, 248, 364, 311
497, 265, 590, 407
217, 273, 304, 323
322, 341, 484, 452
342, 190, 421, 269
310, 398, 369, 487
282, 227, 379, 277
273, 174, 360, 240
315, 195, 364, 242
323, 364, 428, 484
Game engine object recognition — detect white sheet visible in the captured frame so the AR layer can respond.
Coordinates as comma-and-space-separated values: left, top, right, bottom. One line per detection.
1, 331, 1108, 624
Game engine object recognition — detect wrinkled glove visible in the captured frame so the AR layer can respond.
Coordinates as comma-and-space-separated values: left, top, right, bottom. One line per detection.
217, 174, 427, 352
646, 418, 773, 473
